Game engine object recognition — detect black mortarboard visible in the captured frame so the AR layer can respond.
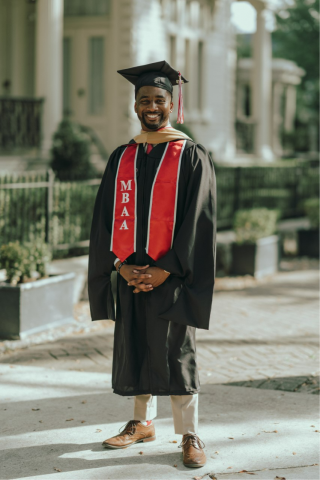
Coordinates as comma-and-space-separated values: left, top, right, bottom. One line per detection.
117, 60, 188, 97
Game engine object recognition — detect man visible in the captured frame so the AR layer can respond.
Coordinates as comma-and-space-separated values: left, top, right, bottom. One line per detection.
88, 60, 216, 468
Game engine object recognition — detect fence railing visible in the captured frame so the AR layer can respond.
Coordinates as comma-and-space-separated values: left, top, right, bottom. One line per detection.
215, 161, 318, 227
0, 97, 44, 149
0, 161, 318, 253
0, 170, 100, 250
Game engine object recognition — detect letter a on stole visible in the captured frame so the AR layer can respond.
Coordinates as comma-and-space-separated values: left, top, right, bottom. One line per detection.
110, 140, 186, 262
110, 145, 138, 261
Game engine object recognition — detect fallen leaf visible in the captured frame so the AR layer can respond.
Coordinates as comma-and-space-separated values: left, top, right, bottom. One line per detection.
139, 451, 143, 455
315, 430, 319, 432
227, 466, 233, 469
81, 400, 87, 404
209, 475, 217, 480
310, 425, 315, 427
169, 440, 177, 443
66, 418, 74, 421
54, 468, 62, 472
274, 477, 286, 480
81, 420, 86, 423
263, 430, 277, 433
96, 429, 102, 432
292, 452, 296, 455
240, 471, 248, 473
312, 463, 319, 466
214, 451, 219, 454
173, 464, 177, 467
228, 437, 234, 439
193, 476, 203, 480
39, 420, 43, 423
32, 408, 40, 411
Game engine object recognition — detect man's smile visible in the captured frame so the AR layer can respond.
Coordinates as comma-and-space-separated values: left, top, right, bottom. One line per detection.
144, 113, 161, 120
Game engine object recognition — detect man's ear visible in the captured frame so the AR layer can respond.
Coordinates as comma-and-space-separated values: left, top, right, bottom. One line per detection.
134, 101, 137, 113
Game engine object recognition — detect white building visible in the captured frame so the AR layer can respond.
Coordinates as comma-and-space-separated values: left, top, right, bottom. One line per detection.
0, 0, 303, 169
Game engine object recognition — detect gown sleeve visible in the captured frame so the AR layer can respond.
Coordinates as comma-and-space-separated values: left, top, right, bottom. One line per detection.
155, 143, 217, 330
88, 150, 118, 321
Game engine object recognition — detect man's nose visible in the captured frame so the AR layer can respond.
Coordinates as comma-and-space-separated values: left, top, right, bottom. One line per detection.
148, 102, 158, 111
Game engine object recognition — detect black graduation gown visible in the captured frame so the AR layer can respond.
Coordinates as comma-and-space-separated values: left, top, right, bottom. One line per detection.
88, 139, 217, 396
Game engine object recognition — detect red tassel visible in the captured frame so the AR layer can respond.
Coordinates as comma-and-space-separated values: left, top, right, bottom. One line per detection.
177, 71, 184, 124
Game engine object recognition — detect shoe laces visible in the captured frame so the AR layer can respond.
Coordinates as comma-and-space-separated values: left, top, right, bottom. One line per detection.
179, 434, 205, 450
119, 420, 139, 436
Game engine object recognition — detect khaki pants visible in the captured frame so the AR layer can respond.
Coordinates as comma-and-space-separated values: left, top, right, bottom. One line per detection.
133, 394, 198, 435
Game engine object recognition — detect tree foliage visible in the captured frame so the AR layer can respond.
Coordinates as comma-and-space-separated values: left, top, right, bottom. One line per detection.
272, 0, 319, 151
272, 0, 319, 85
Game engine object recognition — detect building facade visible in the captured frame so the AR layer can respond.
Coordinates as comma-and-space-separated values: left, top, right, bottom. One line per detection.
0, 0, 303, 168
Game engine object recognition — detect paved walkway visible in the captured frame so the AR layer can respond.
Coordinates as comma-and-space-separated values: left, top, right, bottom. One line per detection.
0, 258, 319, 479
2, 261, 319, 388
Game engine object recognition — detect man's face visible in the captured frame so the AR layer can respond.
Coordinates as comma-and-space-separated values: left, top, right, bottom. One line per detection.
134, 86, 173, 131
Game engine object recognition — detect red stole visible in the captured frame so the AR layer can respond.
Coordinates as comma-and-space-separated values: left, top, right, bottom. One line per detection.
110, 140, 186, 262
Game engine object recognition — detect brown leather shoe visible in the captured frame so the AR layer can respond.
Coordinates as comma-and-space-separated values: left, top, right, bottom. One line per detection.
179, 434, 206, 468
102, 420, 156, 449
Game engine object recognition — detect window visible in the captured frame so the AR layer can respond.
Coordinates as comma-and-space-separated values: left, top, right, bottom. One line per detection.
244, 84, 251, 117
169, 0, 177, 22
184, 39, 190, 110
63, 38, 72, 116
169, 35, 176, 67
64, 0, 111, 16
197, 41, 204, 110
185, 0, 192, 26
88, 37, 104, 115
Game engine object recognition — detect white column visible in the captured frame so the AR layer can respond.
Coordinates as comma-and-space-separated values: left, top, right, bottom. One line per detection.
284, 84, 296, 132
251, 3, 274, 161
272, 82, 284, 157
35, 0, 63, 151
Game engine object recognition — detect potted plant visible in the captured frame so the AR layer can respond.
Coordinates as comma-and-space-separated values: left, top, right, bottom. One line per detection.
231, 208, 280, 278
298, 198, 319, 258
0, 240, 75, 339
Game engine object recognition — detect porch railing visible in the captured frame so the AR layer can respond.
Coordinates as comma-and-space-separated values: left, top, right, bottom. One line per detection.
0, 97, 44, 150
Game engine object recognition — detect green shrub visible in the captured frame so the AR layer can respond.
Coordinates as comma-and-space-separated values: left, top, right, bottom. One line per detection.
50, 119, 98, 181
233, 208, 280, 244
304, 198, 319, 228
25, 240, 52, 278
0, 242, 27, 286
0, 240, 52, 285
172, 121, 195, 141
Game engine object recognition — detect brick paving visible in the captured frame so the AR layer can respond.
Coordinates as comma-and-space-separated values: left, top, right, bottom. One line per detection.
1, 259, 319, 394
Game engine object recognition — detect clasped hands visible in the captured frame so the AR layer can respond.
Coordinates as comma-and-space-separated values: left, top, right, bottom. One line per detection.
116, 262, 170, 294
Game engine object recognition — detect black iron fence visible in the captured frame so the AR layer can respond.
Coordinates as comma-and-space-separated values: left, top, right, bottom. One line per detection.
0, 97, 44, 149
215, 161, 318, 228
0, 161, 318, 253
0, 170, 100, 251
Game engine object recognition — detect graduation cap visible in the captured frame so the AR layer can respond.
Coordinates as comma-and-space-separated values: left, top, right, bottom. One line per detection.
117, 60, 188, 124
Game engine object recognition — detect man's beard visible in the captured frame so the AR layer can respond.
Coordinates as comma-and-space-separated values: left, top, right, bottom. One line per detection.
140, 112, 165, 131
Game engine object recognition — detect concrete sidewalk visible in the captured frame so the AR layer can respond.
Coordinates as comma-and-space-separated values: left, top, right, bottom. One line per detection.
0, 258, 319, 479
0, 363, 319, 480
